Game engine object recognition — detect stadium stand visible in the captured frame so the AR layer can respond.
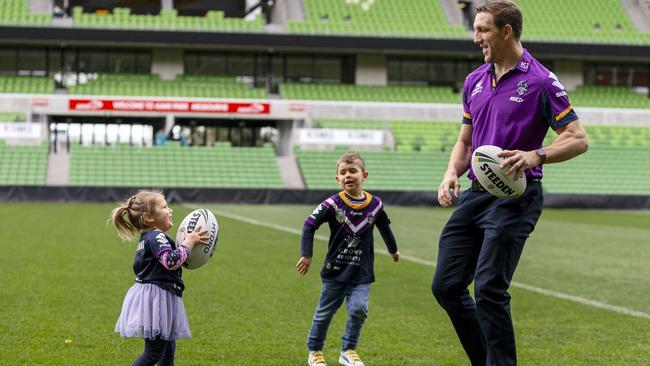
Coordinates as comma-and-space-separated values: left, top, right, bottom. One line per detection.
517, 0, 650, 44
71, 6, 265, 32
287, 0, 467, 38
296, 147, 463, 191
315, 120, 459, 151
68, 142, 283, 188
0, 76, 55, 94
0, 112, 26, 122
0, 0, 51, 26
300, 121, 650, 195
280, 83, 459, 103
0, 0, 648, 205
67, 74, 266, 99
570, 86, 650, 109
0, 140, 48, 185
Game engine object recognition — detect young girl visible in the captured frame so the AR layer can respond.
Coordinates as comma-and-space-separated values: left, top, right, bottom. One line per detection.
110, 190, 208, 366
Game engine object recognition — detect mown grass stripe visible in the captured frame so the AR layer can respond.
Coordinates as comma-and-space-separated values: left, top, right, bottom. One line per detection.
207, 206, 650, 320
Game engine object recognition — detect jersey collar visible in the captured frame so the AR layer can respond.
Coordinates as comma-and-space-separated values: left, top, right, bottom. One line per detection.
338, 191, 373, 210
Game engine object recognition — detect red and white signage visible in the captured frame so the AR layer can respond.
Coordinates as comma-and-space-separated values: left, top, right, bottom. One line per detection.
69, 99, 270, 114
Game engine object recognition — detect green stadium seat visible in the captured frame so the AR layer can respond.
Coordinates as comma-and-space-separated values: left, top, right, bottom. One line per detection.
68, 144, 283, 188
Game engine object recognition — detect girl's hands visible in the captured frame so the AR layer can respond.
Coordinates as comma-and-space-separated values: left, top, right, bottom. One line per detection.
182, 225, 209, 251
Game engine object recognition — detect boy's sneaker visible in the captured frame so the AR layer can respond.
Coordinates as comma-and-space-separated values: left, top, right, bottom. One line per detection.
308, 351, 327, 366
339, 350, 365, 366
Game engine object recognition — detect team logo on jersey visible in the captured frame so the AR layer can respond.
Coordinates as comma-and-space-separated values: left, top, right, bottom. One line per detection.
517, 80, 528, 96
520, 61, 529, 71
345, 235, 361, 248
471, 82, 483, 96
335, 207, 347, 223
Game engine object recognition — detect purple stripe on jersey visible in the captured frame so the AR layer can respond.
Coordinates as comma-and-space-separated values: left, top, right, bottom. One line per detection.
305, 217, 317, 228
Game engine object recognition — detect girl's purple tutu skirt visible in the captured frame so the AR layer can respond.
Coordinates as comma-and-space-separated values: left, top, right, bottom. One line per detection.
115, 282, 191, 340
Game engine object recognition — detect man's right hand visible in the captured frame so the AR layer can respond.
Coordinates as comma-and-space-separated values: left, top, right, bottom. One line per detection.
438, 173, 460, 207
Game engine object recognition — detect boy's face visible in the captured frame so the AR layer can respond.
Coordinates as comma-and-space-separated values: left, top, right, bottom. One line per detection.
336, 160, 368, 196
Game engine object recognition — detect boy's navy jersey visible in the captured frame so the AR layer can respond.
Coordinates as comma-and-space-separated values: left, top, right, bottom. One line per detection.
301, 191, 398, 284
133, 230, 185, 297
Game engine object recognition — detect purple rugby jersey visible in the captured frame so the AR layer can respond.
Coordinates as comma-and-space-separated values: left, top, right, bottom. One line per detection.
301, 191, 398, 284
462, 48, 579, 180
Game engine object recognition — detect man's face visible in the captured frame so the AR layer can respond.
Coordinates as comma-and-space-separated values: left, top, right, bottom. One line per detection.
473, 12, 507, 64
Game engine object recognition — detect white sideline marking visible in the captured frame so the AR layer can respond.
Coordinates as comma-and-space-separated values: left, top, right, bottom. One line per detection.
207, 207, 650, 320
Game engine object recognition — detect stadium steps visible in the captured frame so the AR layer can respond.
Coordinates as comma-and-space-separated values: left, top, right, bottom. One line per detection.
46, 149, 70, 186
620, 0, 650, 33
276, 154, 305, 189
284, 0, 306, 21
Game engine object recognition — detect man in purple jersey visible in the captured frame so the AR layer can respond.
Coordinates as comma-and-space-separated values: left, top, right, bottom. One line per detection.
431, 1, 588, 365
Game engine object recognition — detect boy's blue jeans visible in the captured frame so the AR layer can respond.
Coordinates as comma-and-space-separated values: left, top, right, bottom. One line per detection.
307, 280, 371, 352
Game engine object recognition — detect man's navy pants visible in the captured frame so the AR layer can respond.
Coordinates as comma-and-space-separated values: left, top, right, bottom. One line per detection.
432, 181, 543, 366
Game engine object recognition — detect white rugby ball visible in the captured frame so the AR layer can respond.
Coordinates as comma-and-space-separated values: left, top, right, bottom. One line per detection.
175, 208, 219, 269
471, 145, 526, 199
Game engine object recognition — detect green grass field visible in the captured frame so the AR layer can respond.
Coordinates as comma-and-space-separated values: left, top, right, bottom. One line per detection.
1, 203, 649, 365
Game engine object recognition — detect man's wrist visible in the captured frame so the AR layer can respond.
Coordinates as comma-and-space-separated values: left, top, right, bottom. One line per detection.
534, 148, 547, 165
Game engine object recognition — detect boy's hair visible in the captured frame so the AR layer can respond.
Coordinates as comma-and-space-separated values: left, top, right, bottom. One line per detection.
110, 189, 163, 241
336, 150, 366, 172
476, 0, 523, 40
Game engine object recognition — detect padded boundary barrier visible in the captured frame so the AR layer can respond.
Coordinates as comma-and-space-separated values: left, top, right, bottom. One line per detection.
0, 186, 649, 209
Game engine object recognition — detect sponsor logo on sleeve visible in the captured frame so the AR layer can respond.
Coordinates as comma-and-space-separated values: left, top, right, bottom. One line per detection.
548, 72, 567, 97
471, 82, 483, 96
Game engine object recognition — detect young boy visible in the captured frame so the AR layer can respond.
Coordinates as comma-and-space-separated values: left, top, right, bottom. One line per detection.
296, 151, 400, 366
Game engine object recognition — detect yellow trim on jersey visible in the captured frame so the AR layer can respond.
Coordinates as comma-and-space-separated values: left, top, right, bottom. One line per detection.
555, 105, 573, 121
338, 191, 373, 210
463, 112, 472, 120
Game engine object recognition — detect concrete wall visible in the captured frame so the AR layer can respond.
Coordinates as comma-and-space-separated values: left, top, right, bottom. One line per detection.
355, 54, 387, 86
554, 60, 583, 92
151, 48, 184, 80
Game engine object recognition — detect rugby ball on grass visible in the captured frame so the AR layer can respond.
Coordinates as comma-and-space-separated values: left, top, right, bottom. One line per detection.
471, 145, 526, 199
176, 208, 219, 269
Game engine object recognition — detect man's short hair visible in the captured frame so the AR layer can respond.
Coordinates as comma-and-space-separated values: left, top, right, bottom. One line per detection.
476, 0, 523, 40
337, 151, 366, 172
